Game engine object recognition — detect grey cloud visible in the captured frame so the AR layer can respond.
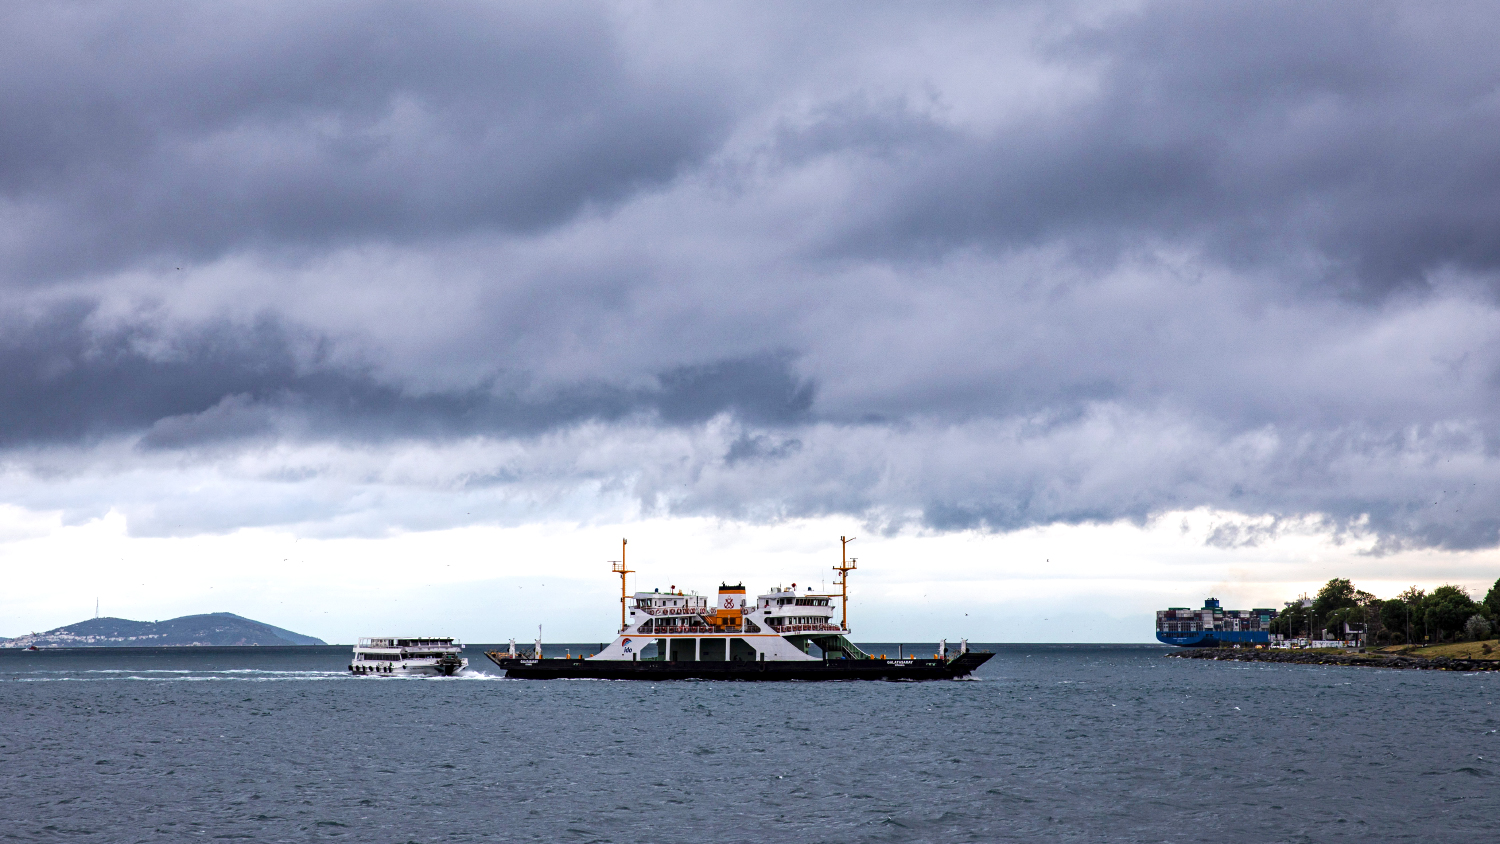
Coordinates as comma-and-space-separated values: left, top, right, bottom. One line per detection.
806, 2, 1500, 296
663, 415, 1500, 552
0, 2, 731, 279
724, 432, 802, 465
3, 1, 1500, 555
657, 355, 814, 426
0, 303, 814, 448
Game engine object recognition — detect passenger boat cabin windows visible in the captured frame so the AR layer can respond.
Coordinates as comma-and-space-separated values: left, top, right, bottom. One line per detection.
765, 597, 831, 607
767, 616, 830, 626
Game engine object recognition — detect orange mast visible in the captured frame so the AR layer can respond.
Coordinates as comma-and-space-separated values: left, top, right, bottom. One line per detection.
610, 538, 633, 633
834, 536, 857, 631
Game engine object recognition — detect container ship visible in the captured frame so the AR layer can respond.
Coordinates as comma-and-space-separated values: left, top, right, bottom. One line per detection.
1156, 598, 1278, 647
485, 537, 992, 681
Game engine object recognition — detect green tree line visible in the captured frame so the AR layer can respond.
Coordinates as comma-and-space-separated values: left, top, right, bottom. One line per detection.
1267, 577, 1500, 644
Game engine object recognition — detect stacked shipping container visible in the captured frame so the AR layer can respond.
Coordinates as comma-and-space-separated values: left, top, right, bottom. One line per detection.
1156, 598, 1278, 647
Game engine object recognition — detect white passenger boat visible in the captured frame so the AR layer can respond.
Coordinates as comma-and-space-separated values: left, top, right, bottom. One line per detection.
349, 637, 467, 676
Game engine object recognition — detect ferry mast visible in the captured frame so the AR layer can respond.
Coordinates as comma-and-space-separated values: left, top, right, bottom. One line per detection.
610, 538, 633, 633
834, 535, 856, 632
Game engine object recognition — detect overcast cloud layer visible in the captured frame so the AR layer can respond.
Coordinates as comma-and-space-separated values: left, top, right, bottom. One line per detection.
4, 1, 1500, 551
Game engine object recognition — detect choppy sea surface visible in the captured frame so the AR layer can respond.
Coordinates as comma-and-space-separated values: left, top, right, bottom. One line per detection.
1, 643, 1495, 843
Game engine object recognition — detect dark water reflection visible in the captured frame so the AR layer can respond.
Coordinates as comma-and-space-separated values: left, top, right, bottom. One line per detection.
1, 643, 1494, 842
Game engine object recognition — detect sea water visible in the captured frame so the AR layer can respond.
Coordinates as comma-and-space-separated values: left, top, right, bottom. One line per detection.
0, 644, 1494, 842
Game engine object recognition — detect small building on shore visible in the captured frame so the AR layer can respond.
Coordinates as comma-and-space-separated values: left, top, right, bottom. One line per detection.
1156, 598, 1278, 647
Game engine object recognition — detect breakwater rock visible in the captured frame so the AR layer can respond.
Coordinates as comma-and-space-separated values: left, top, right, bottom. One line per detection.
1166, 648, 1500, 671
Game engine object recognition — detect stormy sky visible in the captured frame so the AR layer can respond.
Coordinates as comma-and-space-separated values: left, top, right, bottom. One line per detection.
5, 1, 1500, 638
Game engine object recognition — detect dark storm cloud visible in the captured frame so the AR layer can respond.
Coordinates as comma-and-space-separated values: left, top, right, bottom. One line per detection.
813, 2, 1500, 296
0, 303, 813, 448
3, 1, 1500, 554
0, 2, 730, 278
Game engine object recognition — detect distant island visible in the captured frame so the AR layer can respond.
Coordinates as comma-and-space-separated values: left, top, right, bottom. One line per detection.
0, 613, 326, 648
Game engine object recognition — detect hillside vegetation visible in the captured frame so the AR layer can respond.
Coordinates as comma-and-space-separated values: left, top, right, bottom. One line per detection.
1, 613, 325, 648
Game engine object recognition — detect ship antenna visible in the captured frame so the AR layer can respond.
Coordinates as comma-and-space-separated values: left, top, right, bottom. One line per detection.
835, 536, 857, 632
610, 538, 634, 633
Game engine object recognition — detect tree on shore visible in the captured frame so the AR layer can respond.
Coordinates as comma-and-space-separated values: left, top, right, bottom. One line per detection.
1380, 595, 1417, 644
1265, 578, 1497, 644
1425, 585, 1481, 641
1270, 598, 1311, 638
1396, 587, 1427, 644
1312, 579, 1358, 620
1306, 578, 1378, 640
1466, 615, 1492, 641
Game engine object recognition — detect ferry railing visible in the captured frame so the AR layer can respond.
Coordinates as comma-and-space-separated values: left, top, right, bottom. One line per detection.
630, 605, 707, 616
641, 621, 766, 634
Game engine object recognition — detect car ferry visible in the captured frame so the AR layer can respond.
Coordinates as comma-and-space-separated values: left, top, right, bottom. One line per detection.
485, 537, 992, 681
349, 637, 467, 676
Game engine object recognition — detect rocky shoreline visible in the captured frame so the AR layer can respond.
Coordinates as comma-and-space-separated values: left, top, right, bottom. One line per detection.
1166, 648, 1500, 671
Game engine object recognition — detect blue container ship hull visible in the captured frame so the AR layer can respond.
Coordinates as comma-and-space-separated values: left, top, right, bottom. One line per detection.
1157, 630, 1269, 648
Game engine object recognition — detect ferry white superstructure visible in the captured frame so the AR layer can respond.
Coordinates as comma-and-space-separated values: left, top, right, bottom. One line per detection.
484, 536, 993, 681
588, 582, 868, 662
349, 637, 467, 676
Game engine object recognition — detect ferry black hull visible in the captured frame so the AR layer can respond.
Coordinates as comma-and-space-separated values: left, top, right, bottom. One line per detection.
484, 651, 993, 681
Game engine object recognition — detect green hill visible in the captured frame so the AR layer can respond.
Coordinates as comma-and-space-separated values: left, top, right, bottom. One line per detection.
1, 612, 326, 647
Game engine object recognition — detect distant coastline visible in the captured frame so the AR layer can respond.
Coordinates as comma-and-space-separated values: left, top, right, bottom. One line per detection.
0, 612, 325, 648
